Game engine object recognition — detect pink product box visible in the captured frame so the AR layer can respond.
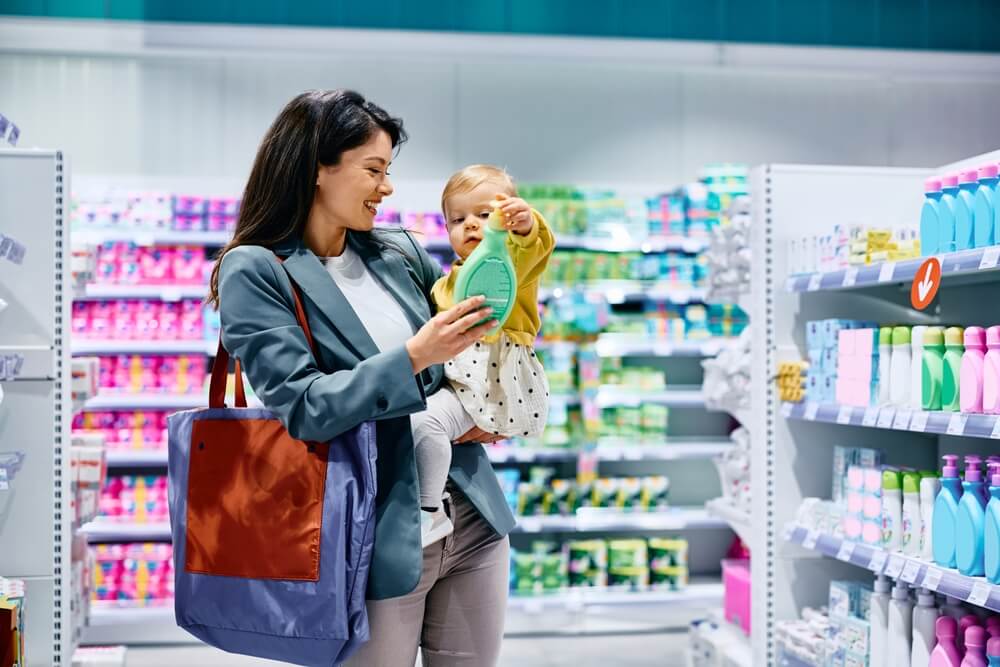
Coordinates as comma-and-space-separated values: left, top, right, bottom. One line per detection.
835, 329, 877, 407
92, 245, 208, 286
206, 197, 239, 217
173, 195, 206, 216
96, 354, 206, 394
205, 213, 236, 232
91, 543, 174, 603
722, 559, 751, 636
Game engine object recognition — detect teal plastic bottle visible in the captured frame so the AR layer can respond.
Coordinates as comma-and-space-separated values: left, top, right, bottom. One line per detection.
956, 455, 987, 576
955, 170, 979, 252
975, 164, 999, 248
453, 207, 517, 333
922, 177, 943, 256
923, 327, 946, 411
939, 173, 960, 254
984, 463, 1000, 584
934, 455, 963, 568
942, 327, 965, 412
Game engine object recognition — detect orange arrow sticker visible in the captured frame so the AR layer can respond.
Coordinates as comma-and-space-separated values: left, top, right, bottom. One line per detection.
910, 257, 941, 310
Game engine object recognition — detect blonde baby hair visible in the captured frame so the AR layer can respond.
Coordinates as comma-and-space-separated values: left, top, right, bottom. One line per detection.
441, 164, 517, 218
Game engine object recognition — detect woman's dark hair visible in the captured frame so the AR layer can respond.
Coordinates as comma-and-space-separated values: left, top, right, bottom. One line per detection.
208, 89, 407, 306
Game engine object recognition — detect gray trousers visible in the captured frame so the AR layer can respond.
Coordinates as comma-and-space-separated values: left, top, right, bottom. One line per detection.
344, 486, 510, 666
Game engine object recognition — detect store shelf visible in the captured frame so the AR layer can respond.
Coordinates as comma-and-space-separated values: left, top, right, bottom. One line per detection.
777, 645, 820, 667
72, 339, 217, 355
540, 282, 708, 305
72, 229, 232, 247
595, 385, 705, 408
487, 438, 733, 464
553, 235, 708, 254
780, 400, 1000, 439
705, 498, 752, 545
81, 602, 191, 646
593, 334, 731, 358
81, 520, 171, 543
105, 450, 168, 468
83, 393, 205, 410
507, 581, 723, 613
76, 284, 208, 301
784, 246, 1000, 293
513, 507, 726, 534
784, 523, 1000, 613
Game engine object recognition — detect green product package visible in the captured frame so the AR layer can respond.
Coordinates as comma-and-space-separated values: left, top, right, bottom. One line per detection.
453, 208, 517, 334
608, 539, 648, 569
608, 566, 649, 590
641, 477, 671, 510
649, 538, 688, 569
592, 478, 620, 508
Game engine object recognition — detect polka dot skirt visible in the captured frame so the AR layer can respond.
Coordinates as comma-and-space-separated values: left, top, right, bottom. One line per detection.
445, 331, 550, 438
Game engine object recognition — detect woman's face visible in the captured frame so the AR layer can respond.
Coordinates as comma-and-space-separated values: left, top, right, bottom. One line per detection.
315, 129, 395, 232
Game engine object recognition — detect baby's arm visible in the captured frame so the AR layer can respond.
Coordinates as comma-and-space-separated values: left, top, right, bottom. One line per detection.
507, 209, 555, 286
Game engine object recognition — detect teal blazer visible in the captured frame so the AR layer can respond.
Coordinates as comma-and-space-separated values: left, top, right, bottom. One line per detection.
217, 230, 516, 600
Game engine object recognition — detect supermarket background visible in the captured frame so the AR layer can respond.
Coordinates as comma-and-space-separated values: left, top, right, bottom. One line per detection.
1, 2, 1000, 666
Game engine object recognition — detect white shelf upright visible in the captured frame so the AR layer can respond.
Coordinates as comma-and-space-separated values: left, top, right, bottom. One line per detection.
0, 149, 75, 666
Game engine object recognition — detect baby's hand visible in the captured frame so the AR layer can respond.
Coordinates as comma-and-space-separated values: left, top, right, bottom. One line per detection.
494, 195, 534, 235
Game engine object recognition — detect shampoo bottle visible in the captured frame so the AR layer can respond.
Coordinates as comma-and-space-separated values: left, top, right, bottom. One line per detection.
934, 455, 964, 568
988, 637, 1000, 667
961, 615, 982, 655
924, 327, 946, 411
964, 626, 989, 667
930, 616, 962, 667
913, 325, 929, 411
888, 582, 914, 667
983, 326, 1000, 415
880, 326, 895, 406
940, 173, 960, 254
956, 457, 988, 577
974, 164, 998, 248
892, 326, 913, 408
912, 587, 940, 667
922, 473, 942, 561
955, 170, 979, 252
884, 469, 904, 552
984, 464, 1000, 584
922, 177, 943, 256
962, 327, 988, 414
903, 471, 923, 557
943, 327, 966, 412
453, 206, 517, 333
872, 574, 892, 667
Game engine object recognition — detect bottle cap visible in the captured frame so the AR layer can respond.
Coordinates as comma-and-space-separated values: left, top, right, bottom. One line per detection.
925, 177, 943, 192
917, 588, 936, 605
879, 327, 894, 345
967, 462, 984, 483
942, 173, 960, 188
883, 469, 902, 491
873, 574, 891, 594
992, 466, 1000, 488
965, 326, 987, 349
967, 625, 987, 649
892, 582, 910, 600
903, 471, 921, 494
937, 616, 958, 639
943, 455, 960, 478
979, 164, 999, 180
988, 637, 1000, 658
486, 206, 506, 231
923, 326, 944, 347
892, 326, 911, 346
945, 326, 965, 347
988, 326, 1000, 348
960, 169, 979, 185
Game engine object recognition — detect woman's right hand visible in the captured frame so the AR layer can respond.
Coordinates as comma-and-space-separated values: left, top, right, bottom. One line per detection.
406, 296, 496, 374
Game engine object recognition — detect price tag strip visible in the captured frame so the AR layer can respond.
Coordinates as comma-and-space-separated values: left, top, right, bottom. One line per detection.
968, 581, 993, 608
836, 541, 856, 563
947, 413, 969, 436
781, 402, 793, 418
923, 567, 943, 592
900, 560, 922, 584
868, 550, 888, 574
893, 410, 913, 431
992, 418, 1000, 440
804, 403, 820, 421
802, 530, 819, 550
877, 408, 896, 429
837, 405, 853, 424
843, 267, 859, 288
885, 554, 905, 579
980, 246, 1000, 270
807, 274, 822, 292
909, 411, 930, 432
862, 407, 879, 427
878, 262, 897, 283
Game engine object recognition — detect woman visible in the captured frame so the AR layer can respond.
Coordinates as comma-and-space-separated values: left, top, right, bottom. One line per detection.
210, 89, 514, 665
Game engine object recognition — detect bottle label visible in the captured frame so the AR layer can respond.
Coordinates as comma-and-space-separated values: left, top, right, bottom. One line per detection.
901, 516, 912, 548
882, 515, 894, 547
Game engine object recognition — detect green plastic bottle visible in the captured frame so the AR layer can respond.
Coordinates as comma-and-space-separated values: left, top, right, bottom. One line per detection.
922, 327, 945, 411
453, 207, 517, 333
943, 326, 965, 412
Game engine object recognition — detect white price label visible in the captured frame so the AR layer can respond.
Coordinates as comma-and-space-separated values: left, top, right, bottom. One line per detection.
901, 560, 922, 583
992, 418, 1000, 440
781, 402, 793, 418
947, 413, 969, 436
893, 410, 913, 430
980, 246, 1000, 270
837, 405, 854, 424
836, 541, 856, 562
862, 407, 879, 427
869, 550, 888, 574
909, 412, 930, 432
802, 530, 819, 550
877, 408, 896, 429
804, 402, 820, 421
785, 277, 797, 292
968, 581, 993, 607
843, 267, 859, 287
878, 262, 897, 283
885, 554, 905, 578
783, 525, 795, 541
807, 274, 822, 291
923, 567, 943, 592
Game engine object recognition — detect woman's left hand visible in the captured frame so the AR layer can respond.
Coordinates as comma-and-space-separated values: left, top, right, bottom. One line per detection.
494, 195, 534, 235
453, 425, 504, 445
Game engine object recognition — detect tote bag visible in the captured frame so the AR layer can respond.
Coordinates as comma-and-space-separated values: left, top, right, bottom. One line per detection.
166, 264, 377, 666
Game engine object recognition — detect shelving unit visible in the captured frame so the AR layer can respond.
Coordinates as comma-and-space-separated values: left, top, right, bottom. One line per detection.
72, 340, 217, 355
595, 385, 705, 408
781, 400, 1000, 439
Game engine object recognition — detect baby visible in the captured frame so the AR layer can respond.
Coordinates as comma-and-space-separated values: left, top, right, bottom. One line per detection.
411, 164, 555, 547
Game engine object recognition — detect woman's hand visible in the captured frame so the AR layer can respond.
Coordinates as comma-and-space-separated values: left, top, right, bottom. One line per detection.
406, 295, 496, 374
454, 426, 504, 445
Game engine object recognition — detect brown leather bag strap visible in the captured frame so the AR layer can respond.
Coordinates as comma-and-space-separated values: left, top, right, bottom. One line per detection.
208, 255, 317, 409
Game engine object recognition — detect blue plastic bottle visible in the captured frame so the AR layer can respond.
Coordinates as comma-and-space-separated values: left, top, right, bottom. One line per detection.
939, 173, 960, 254
921, 177, 943, 256
934, 454, 964, 568
955, 169, 980, 252
984, 463, 1000, 584
975, 164, 999, 248
956, 455, 987, 576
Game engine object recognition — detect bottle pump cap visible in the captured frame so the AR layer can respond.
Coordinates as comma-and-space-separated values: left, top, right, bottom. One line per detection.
923, 327, 944, 347
903, 472, 921, 494
991, 463, 1000, 488
943, 455, 960, 478
883, 469, 902, 491
937, 616, 958, 639
879, 327, 894, 345
965, 326, 987, 349
873, 574, 891, 594
966, 456, 984, 483
917, 588, 936, 605
988, 326, 1000, 348
979, 164, 999, 180
925, 177, 943, 192
945, 327, 965, 347
892, 582, 910, 600
967, 625, 987, 649
960, 169, 980, 184
942, 173, 960, 188
892, 326, 911, 346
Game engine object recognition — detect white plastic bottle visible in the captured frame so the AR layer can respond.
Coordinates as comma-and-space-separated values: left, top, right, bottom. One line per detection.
880, 326, 894, 406
903, 472, 923, 557
884, 470, 904, 552
888, 583, 914, 667
872, 574, 892, 667
891, 326, 912, 407
912, 325, 928, 411
941, 596, 967, 622
921, 475, 942, 561
911, 588, 940, 667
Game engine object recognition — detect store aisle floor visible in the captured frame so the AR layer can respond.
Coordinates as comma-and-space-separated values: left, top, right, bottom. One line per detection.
124, 632, 690, 666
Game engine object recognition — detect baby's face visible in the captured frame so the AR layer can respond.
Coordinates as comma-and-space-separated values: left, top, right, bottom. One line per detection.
444, 181, 506, 260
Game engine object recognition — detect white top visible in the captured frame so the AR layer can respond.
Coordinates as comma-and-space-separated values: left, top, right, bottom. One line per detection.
322, 246, 413, 353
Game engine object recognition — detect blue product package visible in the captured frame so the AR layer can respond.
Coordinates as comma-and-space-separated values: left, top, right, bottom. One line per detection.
975, 166, 998, 248
921, 178, 943, 256
939, 175, 960, 253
